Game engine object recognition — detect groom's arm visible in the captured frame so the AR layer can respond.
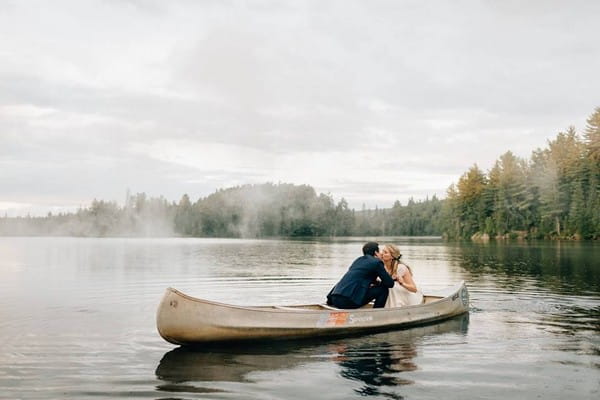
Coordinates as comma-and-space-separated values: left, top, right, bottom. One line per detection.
375, 261, 395, 288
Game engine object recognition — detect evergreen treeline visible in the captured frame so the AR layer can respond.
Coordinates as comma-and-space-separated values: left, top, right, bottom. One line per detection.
0, 183, 442, 237
441, 107, 600, 240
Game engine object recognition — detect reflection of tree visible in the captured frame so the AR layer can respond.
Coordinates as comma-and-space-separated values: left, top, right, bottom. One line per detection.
333, 315, 469, 399
452, 241, 600, 294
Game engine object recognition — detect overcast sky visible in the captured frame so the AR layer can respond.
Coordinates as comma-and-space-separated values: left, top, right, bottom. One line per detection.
1, 0, 599, 216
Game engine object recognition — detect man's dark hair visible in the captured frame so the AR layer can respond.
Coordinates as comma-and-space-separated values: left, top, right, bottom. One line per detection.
362, 241, 379, 256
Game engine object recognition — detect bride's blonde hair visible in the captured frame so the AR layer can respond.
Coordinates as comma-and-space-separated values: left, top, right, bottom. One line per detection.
383, 244, 412, 276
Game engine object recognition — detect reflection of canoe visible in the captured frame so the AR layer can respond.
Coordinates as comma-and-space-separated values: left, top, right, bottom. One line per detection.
155, 314, 469, 385
156, 343, 303, 383
156, 281, 469, 345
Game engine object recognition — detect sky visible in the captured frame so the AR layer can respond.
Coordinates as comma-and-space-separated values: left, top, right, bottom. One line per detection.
1, 0, 599, 217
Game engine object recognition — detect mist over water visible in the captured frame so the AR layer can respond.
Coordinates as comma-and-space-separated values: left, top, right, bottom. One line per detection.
0, 183, 443, 238
0, 237, 598, 399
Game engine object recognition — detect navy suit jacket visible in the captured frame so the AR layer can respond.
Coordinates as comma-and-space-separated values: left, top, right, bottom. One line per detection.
327, 255, 395, 305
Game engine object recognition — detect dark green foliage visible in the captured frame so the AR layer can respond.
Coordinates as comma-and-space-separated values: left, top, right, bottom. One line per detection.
441, 108, 600, 240
0, 183, 443, 238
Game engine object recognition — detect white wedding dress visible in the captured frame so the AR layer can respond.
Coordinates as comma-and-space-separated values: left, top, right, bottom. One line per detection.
385, 264, 424, 307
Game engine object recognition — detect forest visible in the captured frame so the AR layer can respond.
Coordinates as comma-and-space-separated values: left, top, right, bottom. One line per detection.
442, 107, 600, 240
1, 107, 598, 240
0, 183, 442, 238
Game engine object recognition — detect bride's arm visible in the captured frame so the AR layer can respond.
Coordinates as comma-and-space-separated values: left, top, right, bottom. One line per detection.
396, 266, 418, 293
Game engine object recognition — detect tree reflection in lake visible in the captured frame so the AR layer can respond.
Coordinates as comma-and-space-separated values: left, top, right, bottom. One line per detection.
450, 241, 600, 295
155, 314, 469, 398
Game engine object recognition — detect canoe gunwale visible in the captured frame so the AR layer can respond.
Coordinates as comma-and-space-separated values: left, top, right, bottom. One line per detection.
163, 281, 465, 314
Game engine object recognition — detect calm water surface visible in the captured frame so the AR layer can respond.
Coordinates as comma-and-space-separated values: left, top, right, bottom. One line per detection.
0, 237, 598, 399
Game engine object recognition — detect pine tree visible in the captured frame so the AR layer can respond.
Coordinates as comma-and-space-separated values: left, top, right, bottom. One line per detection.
584, 107, 600, 164
456, 164, 487, 237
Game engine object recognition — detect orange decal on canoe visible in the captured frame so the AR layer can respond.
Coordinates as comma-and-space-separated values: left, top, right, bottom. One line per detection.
316, 311, 350, 327
328, 312, 349, 326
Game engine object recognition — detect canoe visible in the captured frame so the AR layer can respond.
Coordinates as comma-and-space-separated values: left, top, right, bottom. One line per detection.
156, 281, 469, 345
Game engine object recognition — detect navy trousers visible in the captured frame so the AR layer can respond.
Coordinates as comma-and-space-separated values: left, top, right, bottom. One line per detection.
328, 285, 389, 309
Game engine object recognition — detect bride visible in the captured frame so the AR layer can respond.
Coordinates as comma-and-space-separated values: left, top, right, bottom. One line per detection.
380, 244, 423, 307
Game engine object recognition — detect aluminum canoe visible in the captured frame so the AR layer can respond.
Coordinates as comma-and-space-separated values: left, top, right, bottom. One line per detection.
156, 281, 469, 345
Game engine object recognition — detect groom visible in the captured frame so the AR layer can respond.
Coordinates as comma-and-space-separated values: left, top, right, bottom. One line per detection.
326, 241, 395, 309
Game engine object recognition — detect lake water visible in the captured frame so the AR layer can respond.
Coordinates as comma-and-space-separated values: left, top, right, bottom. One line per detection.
0, 237, 598, 399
